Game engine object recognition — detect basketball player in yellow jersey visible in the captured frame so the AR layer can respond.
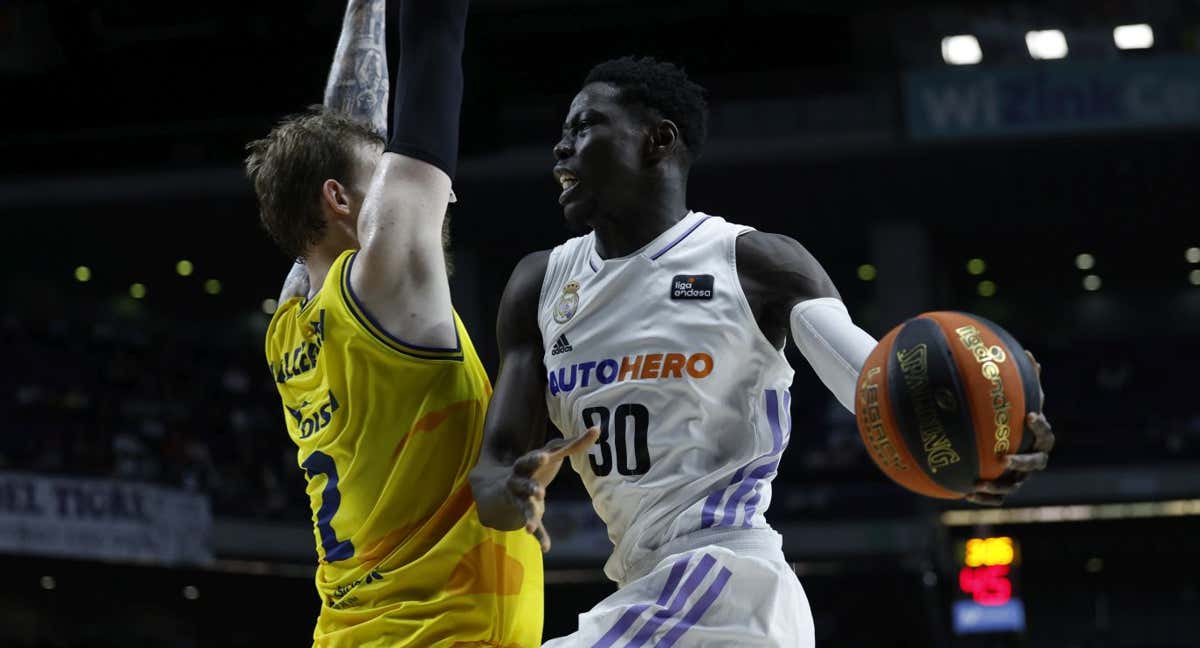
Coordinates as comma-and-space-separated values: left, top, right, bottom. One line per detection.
246, 1, 593, 645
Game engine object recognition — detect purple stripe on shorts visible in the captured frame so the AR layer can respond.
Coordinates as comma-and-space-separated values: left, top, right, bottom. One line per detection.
655, 567, 734, 648
649, 216, 711, 260
592, 604, 652, 648
718, 460, 779, 528
623, 554, 717, 648
591, 556, 691, 648
657, 556, 691, 606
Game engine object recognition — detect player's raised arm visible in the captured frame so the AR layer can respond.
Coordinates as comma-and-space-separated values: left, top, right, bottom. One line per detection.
323, 0, 389, 136
278, 0, 388, 303
348, 0, 468, 348
470, 251, 598, 551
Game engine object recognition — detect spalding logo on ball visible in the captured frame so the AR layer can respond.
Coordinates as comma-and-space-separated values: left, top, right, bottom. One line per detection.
855, 312, 1042, 499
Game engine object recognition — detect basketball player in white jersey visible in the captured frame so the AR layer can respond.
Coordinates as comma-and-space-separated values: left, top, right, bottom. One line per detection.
470, 57, 1056, 646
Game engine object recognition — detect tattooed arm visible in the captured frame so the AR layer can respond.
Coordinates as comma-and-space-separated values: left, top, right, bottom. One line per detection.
278, 0, 389, 302
323, 0, 389, 134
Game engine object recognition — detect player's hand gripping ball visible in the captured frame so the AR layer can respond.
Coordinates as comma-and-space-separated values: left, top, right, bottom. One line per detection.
855, 312, 1054, 504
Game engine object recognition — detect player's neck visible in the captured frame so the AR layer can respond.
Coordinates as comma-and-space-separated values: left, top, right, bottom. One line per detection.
592, 190, 688, 259
301, 252, 337, 300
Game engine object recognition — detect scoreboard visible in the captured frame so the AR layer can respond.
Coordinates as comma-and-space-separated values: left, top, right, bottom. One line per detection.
952, 536, 1026, 634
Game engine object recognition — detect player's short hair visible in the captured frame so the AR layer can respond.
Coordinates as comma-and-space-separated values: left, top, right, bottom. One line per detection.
583, 56, 709, 162
244, 106, 385, 260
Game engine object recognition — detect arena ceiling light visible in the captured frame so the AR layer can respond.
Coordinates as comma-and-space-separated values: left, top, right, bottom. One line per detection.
1113, 23, 1154, 50
1025, 29, 1068, 60
941, 35, 982, 65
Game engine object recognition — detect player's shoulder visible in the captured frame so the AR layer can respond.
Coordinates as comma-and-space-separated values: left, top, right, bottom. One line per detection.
504, 249, 553, 305
734, 228, 839, 303
735, 229, 814, 271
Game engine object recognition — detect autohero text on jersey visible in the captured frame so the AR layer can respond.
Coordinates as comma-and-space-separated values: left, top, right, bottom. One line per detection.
549, 352, 714, 396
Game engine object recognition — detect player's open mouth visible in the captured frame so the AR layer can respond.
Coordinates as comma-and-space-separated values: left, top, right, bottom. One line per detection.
555, 169, 579, 204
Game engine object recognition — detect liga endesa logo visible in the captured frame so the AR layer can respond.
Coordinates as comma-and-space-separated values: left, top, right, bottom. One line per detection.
548, 352, 714, 396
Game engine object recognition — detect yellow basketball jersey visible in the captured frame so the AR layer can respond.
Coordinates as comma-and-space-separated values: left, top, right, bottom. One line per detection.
264, 250, 542, 648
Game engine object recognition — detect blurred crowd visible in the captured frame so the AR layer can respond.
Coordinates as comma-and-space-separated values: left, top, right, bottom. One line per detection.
5, 305, 307, 520
5, 300, 1199, 521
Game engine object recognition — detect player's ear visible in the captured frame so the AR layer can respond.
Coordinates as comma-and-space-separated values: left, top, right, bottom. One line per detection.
645, 119, 680, 163
321, 179, 353, 220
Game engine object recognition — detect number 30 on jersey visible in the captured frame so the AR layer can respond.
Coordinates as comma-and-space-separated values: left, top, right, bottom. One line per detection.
581, 403, 651, 476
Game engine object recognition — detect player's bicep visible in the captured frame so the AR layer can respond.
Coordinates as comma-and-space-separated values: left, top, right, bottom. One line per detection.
482, 251, 553, 460
738, 230, 841, 307
349, 153, 456, 349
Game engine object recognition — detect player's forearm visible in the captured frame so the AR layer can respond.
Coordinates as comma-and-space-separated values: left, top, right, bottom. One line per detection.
323, 0, 388, 136
470, 357, 549, 530
384, 0, 469, 180
789, 298, 877, 414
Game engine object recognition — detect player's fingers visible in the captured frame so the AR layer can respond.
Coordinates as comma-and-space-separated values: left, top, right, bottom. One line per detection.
513, 450, 549, 477
529, 495, 545, 523
973, 474, 1024, 495
1025, 350, 1047, 408
506, 476, 544, 500
965, 492, 1005, 506
1025, 350, 1042, 378
544, 427, 601, 462
520, 495, 543, 533
1027, 413, 1056, 453
1005, 451, 1049, 472
531, 522, 552, 553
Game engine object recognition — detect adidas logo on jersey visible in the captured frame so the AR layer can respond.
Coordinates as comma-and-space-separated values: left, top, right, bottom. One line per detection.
551, 334, 573, 355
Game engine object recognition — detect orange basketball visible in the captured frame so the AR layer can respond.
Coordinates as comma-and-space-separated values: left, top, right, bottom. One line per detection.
854, 312, 1043, 499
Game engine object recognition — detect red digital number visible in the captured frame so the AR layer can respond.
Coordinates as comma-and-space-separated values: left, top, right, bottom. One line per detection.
958, 565, 1012, 606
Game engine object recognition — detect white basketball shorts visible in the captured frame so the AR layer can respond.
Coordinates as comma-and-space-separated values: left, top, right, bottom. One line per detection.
543, 537, 814, 647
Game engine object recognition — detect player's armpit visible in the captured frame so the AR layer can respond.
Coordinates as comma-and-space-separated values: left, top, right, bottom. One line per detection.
735, 231, 842, 348
348, 154, 457, 350
343, 0, 468, 351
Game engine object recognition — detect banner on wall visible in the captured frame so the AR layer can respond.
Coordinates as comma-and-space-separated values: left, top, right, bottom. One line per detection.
0, 471, 212, 566
905, 56, 1200, 139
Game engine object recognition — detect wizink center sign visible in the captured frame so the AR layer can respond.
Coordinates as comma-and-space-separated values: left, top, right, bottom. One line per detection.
905, 56, 1200, 139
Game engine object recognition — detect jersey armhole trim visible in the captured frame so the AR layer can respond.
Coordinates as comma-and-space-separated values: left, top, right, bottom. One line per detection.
730, 227, 790, 358
339, 252, 465, 362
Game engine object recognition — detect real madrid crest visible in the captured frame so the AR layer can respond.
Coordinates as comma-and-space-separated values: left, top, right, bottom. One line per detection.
553, 280, 580, 324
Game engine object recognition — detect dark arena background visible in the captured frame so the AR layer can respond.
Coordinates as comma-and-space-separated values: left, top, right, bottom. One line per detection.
3, 0, 1200, 646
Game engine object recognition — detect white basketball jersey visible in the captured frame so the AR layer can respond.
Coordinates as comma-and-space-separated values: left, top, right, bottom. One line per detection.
538, 211, 796, 585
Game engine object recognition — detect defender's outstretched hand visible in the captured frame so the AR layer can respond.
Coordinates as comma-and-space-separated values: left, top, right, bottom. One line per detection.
472, 429, 595, 552
968, 351, 1056, 506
